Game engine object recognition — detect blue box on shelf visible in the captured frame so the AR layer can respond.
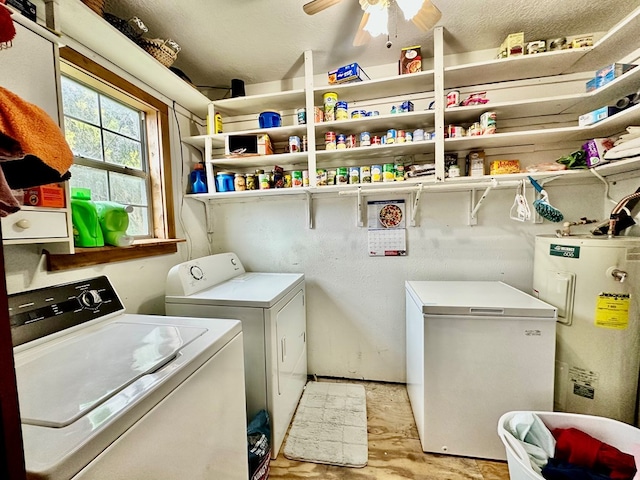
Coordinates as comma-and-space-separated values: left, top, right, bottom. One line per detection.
578, 106, 619, 127
328, 63, 370, 84
585, 78, 598, 92
595, 63, 636, 88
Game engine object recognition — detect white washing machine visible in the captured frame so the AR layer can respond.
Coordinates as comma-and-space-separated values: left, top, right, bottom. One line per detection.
165, 252, 307, 459
10, 276, 248, 480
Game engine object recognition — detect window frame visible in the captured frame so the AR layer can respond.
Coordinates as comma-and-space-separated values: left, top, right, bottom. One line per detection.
45, 47, 180, 271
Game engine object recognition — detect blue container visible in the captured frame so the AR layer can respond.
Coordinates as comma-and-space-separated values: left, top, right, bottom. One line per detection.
190, 163, 208, 193
258, 111, 281, 128
215, 172, 235, 192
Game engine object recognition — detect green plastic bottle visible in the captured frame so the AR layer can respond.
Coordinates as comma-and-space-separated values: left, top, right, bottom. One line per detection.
95, 201, 134, 247
70, 188, 104, 247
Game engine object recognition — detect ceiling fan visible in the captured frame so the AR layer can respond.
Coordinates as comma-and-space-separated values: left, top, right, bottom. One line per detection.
303, 0, 442, 46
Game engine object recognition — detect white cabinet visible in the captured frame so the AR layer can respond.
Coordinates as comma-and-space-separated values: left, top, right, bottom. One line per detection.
0, 16, 73, 251
184, 8, 640, 201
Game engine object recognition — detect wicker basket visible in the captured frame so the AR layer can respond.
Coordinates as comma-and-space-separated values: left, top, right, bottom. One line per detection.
81, 0, 105, 16
103, 13, 146, 41
137, 38, 178, 68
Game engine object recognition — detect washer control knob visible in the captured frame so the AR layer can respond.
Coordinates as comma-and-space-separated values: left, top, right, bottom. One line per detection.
189, 265, 204, 280
79, 290, 102, 308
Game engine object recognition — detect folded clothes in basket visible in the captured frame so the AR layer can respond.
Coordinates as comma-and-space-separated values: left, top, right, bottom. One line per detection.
504, 412, 556, 474
551, 428, 637, 480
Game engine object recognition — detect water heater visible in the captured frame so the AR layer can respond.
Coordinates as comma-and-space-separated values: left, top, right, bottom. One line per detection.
533, 235, 640, 426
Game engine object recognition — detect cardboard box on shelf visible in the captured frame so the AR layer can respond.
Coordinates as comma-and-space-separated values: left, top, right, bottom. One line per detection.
24, 184, 65, 208
582, 138, 614, 167
466, 150, 486, 177
490, 160, 521, 175
595, 63, 637, 88
585, 78, 598, 92
578, 106, 619, 126
399, 46, 422, 75
497, 32, 524, 58
328, 63, 370, 84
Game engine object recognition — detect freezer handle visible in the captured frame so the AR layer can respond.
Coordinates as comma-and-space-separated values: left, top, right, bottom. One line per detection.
469, 308, 505, 315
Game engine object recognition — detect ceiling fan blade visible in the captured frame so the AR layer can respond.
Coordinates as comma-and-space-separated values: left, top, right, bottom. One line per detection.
303, 0, 343, 15
353, 11, 372, 46
411, 0, 442, 31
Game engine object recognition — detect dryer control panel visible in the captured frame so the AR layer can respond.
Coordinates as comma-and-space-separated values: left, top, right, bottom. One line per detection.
9, 276, 125, 347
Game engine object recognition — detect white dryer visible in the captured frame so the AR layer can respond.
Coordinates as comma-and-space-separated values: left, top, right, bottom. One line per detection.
10, 276, 248, 480
165, 252, 307, 459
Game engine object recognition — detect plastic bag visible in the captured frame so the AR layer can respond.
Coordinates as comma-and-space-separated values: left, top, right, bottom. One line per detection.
247, 409, 271, 480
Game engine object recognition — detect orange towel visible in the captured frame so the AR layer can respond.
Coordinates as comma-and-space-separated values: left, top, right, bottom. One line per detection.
0, 85, 73, 175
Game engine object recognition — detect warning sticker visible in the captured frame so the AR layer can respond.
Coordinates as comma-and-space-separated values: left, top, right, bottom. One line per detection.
594, 293, 630, 329
569, 366, 598, 400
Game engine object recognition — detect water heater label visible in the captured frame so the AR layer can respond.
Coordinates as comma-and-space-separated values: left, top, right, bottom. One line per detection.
549, 244, 580, 258
569, 366, 598, 400
594, 293, 630, 329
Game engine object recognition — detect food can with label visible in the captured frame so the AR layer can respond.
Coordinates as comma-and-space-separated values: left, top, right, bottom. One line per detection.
349, 167, 360, 184
413, 129, 425, 141
383, 164, 395, 182
346, 134, 357, 148
397, 130, 406, 143
323, 92, 338, 121
360, 166, 371, 183
316, 169, 328, 186
335, 101, 348, 120
447, 125, 465, 138
296, 108, 306, 125
258, 173, 271, 189
351, 110, 366, 119
314, 106, 324, 123
302, 135, 308, 152
325, 131, 337, 150
360, 131, 371, 146
480, 111, 497, 134
371, 165, 382, 182
446, 90, 460, 107
302, 170, 309, 187
371, 136, 382, 145
292, 170, 303, 188
336, 133, 347, 149
394, 162, 406, 181
289, 135, 301, 153
336, 167, 349, 185
284, 174, 292, 188
386, 129, 397, 144
405, 131, 413, 142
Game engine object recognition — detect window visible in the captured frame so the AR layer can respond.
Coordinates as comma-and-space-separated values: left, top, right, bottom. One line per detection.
61, 75, 151, 236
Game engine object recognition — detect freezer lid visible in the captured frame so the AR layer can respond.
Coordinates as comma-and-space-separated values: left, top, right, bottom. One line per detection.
15, 321, 207, 428
166, 272, 305, 308
406, 281, 557, 318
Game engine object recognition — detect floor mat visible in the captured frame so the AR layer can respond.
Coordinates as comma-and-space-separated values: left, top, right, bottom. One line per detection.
283, 381, 368, 468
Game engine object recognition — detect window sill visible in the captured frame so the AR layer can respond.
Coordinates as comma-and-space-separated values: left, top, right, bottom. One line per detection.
43, 239, 185, 271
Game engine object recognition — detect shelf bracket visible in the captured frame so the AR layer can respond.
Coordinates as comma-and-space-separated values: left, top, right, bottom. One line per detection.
357, 187, 364, 227
469, 179, 497, 225
410, 183, 423, 227
306, 191, 314, 229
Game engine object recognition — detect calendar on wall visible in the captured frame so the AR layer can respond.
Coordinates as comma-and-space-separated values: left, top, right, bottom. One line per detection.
367, 199, 407, 256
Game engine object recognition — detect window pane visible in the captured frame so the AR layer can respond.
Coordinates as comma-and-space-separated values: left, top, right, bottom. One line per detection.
103, 131, 143, 169
60, 77, 99, 125
69, 164, 108, 201
65, 118, 103, 161
109, 171, 148, 206
100, 96, 141, 140
127, 206, 149, 236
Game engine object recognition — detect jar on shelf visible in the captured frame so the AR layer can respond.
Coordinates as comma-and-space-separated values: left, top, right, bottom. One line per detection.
234, 174, 246, 191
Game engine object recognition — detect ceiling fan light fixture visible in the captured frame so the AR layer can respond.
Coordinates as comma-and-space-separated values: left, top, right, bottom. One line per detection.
396, 0, 424, 20
363, 7, 389, 37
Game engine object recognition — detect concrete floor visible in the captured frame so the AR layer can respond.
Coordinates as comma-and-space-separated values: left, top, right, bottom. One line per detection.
268, 379, 512, 479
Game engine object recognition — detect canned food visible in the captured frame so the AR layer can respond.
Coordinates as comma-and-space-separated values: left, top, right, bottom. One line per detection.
446, 90, 460, 107
296, 108, 306, 125
292, 170, 303, 188
302, 135, 308, 152
335, 101, 348, 120
336, 167, 349, 185
351, 110, 366, 119
314, 106, 324, 123
346, 134, 357, 148
349, 167, 360, 184
371, 165, 382, 182
371, 136, 382, 145
323, 92, 338, 121
302, 170, 309, 187
327, 169, 337, 185
447, 125, 465, 138
383, 163, 395, 182
386, 129, 397, 144
316, 169, 328, 186
234, 174, 246, 191
258, 173, 270, 190
397, 130, 406, 143
289, 135, 301, 152
284, 174, 292, 188
405, 131, 413, 142
480, 111, 497, 134
413, 129, 425, 141
325, 131, 337, 150
360, 166, 371, 183
360, 131, 371, 146
394, 163, 405, 181
469, 122, 482, 136
336, 133, 347, 150
246, 174, 257, 190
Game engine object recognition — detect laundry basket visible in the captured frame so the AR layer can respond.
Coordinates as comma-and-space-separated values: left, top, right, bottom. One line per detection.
498, 411, 640, 480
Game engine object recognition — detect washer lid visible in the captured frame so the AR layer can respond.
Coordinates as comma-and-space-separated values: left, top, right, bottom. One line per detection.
406, 281, 557, 318
16, 321, 206, 428
166, 272, 304, 308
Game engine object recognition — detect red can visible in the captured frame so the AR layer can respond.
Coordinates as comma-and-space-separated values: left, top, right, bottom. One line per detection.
346, 134, 357, 148
371, 136, 382, 145
325, 131, 337, 150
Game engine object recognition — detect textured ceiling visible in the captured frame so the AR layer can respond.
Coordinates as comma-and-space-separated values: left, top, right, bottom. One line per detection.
104, 0, 640, 93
